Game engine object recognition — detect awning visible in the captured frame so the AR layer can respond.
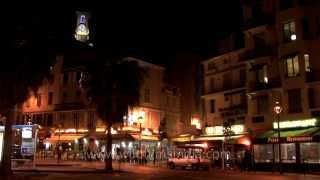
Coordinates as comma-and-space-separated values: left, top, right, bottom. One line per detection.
80, 133, 159, 142
256, 127, 320, 138
254, 127, 320, 144
48, 134, 84, 143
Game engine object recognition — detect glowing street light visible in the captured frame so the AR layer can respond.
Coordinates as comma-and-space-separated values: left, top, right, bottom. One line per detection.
273, 101, 283, 174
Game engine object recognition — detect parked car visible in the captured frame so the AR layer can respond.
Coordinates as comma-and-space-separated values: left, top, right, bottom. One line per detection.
167, 156, 210, 170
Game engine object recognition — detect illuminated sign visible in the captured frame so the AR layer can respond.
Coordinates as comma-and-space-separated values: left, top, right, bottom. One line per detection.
205, 125, 245, 135
287, 136, 312, 142
22, 127, 32, 139
273, 118, 317, 129
268, 136, 313, 143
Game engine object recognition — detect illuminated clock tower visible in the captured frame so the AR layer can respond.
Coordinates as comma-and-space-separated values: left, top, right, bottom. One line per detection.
74, 11, 90, 42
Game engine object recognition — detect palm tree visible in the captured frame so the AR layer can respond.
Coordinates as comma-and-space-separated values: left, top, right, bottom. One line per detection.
81, 57, 145, 171
0, 13, 57, 176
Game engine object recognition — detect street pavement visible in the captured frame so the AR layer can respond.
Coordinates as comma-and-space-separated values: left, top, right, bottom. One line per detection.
5, 160, 320, 180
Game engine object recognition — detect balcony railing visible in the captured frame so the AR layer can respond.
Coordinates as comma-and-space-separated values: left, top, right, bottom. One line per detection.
305, 71, 320, 82
249, 78, 281, 92
239, 46, 276, 61
207, 81, 245, 94
219, 104, 247, 117
54, 103, 86, 111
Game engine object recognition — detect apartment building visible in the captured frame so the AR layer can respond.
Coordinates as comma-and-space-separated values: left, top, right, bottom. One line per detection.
201, 0, 320, 170
15, 54, 180, 156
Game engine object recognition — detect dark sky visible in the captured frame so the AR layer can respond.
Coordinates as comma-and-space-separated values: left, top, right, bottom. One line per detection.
12, 2, 242, 64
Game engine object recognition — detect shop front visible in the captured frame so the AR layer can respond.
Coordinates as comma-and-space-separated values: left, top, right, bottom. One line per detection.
172, 125, 251, 168
253, 119, 320, 172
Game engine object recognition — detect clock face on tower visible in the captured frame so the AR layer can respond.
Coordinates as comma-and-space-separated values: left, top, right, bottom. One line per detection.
76, 24, 89, 36
75, 12, 90, 42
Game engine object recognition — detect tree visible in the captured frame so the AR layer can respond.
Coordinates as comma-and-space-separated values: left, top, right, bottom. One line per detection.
81, 57, 145, 171
0, 14, 57, 176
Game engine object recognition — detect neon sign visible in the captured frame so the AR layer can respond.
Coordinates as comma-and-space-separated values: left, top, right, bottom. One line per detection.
273, 118, 317, 129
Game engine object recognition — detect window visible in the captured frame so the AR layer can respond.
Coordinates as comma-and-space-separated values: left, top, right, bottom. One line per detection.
76, 72, 82, 83
73, 112, 79, 129
283, 21, 296, 42
257, 95, 269, 114
63, 91, 67, 101
87, 111, 95, 130
80, 15, 86, 24
63, 73, 68, 85
47, 113, 53, 127
302, 17, 311, 40
274, 143, 296, 163
304, 54, 311, 72
144, 88, 150, 103
209, 77, 215, 91
254, 144, 274, 163
26, 99, 31, 108
76, 90, 81, 98
308, 88, 315, 108
36, 94, 41, 107
288, 89, 302, 113
300, 143, 320, 163
239, 69, 246, 85
252, 116, 264, 123
285, 55, 299, 77
207, 62, 216, 71
279, 0, 294, 11
210, 99, 215, 113
258, 65, 268, 83
48, 92, 53, 105
223, 73, 232, 89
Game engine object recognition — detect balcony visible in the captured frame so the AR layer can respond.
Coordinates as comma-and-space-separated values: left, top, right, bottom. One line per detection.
249, 78, 281, 92
305, 71, 320, 82
54, 103, 86, 111
244, 15, 275, 30
239, 46, 276, 61
219, 104, 247, 117
207, 81, 245, 94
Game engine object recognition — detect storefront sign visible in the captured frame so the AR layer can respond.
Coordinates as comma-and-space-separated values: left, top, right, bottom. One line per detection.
287, 136, 313, 142
267, 136, 313, 143
205, 125, 244, 135
273, 118, 318, 129
267, 137, 279, 143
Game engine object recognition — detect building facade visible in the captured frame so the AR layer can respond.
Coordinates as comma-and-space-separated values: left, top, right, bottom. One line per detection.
201, 0, 320, 170
15, 55, 180, 158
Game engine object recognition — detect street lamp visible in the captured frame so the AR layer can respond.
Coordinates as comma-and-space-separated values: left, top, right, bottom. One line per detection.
138, 116, 143, 164
273, 101, 283, 174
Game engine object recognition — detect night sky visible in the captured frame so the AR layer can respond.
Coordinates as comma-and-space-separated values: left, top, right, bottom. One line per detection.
12, 2, 242, 65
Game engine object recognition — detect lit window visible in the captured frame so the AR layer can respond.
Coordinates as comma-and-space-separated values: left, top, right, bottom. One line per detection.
304, 54, 311, 72
283, 21, 296, 42
258, 65, 268, 83
80, 15, 86, 24
285, 55, 299, 77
